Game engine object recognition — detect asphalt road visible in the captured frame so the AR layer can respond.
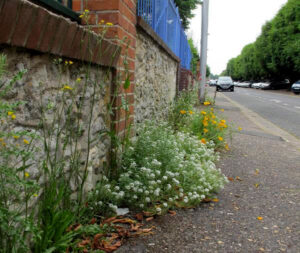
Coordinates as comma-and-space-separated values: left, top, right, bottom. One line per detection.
221, 87, 300, 139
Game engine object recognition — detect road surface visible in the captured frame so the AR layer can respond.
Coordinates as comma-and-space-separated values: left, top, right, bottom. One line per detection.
221, 88, 300, 139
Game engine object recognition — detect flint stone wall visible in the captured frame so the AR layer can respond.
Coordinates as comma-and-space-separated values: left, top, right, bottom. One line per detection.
135, 25, 179, 124
0, 46, 112, 192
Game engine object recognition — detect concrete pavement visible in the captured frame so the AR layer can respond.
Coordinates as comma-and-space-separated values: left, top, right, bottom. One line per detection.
116, 90, 300, 253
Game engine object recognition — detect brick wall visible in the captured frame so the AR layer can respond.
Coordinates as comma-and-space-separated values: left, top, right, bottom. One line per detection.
179, 67, 194, 91
73, 0, 137, 135
0, 0, 120, 67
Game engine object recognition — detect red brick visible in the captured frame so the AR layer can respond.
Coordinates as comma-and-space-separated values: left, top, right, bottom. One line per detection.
68, 28, 85, 60
123, 0, 136, 11
85, 0, 120, 11
114, 94, 134, 107
59, 22, 78, 57
120, 1, 136, 25
39, 15, 60, 53
11, 1, 37, 47
115, 105, 135, 120
0, 0, 21, 44
72, 0, 81, 12
119, 81, 135, 93
51, 18, 70, 55
113, 117, 134, 132
26, 7, 49, 50
81, 13, 97, 25
96, 12, 119, 25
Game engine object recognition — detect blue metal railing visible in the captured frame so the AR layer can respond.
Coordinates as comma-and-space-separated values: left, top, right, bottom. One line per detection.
137, 0, 192, 70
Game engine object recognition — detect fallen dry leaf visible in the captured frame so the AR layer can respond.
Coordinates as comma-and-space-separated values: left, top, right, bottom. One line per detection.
111, 218, 136, 224
146, 217, 154, 222
212, 198, 219, 202
227, 177, 234, 182
235, 176, 243, 181
78, 239, 91, 248
136, 213, 144, 221
143, 211, 154, 217
168, 210, 177, 216
90, 217, 97, 224
74, 224, 82, 231
130, 223, 143, 231
103, 216, 117, 224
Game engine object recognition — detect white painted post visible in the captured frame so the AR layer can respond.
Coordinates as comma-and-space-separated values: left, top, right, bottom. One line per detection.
199, 0, 209, 103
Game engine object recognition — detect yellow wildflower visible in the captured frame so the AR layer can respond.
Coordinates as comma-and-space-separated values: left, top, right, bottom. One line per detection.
0, 138, 3, 142
65, 60, 68, 65
13, 135, 19, 139
211, 114, 216, 119
218, 136, 223, 141
220, 109, 224, 112
79, 14, 84, 18
201, 111, 207, 115
189, 110, 194, 115
23, 139, 29, 145
62, 85, 73, 91
225, 143, 230, 150
221, 119, 226, 124
204, 116, 209, 121
24, 172, 29, 178
212, 120, 217, 125
33, 193, 38, 197
257, 216, 263, 221
180, 110, 186, 114
238, 127, 243, 131
100, 20, 105, 23
84, 9, 89, 13
210, 108, 214, 111
203, 121, 208, 127
201, 138, 207, 144
203, 101, 211, 106
76, 77, 81, 82
69, 61, 73, 65
106, 22, 113, 26
11, 114, 16, 120
7, 111, 14, 116
203, 128, 209, 133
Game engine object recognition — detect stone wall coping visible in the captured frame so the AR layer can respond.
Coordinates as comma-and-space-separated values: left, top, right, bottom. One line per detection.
0, 0, 121, 67
136, 17, 180, 63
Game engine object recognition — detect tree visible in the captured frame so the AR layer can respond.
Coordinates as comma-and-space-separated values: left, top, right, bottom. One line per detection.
223, 0, 300, 84
188, 38, 200, 75
174, 0, 202, 30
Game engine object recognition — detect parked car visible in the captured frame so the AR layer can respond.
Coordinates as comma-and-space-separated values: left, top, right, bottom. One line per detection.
269, 79, 290, 90
241, 82, 251, 88
291, 80, 300, 94
209, 79, 217, 86
260, 82, 271, 90
252, 82, 261, 89
216, 76, 234, 92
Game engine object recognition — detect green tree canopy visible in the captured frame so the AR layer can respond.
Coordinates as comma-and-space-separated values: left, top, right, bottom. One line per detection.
188, 38, 200, 75
174, 0, 202, 30
223, 0, 300, 83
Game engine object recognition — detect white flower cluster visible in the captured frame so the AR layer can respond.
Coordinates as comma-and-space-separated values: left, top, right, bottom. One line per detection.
92, 121, 227, 215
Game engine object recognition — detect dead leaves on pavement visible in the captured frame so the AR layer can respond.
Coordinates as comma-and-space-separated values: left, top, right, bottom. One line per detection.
69, 216, 155, 252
